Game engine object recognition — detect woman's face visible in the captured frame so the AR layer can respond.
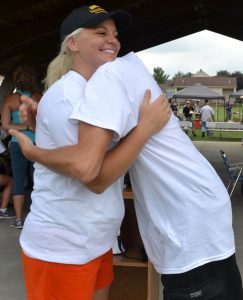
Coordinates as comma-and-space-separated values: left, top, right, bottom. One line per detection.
69, 18, 121, 76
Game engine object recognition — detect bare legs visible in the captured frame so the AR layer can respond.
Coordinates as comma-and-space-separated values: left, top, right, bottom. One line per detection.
0, 174, 13, 209
93, 285, 110, 300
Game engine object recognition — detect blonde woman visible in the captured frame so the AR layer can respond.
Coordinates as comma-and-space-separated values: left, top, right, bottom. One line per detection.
9, 5, 170, 300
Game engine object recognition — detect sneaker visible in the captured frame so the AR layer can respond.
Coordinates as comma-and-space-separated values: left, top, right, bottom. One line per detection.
0, 210, 15, 219
10, 219, 23, 229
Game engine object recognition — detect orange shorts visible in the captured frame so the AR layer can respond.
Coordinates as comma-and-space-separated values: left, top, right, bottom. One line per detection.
22, 249, 113, 300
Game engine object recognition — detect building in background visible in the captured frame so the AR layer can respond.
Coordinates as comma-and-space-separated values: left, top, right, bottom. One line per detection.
160, 69, 237, 101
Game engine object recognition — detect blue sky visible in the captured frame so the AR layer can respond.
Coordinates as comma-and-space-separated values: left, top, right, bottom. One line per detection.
136, 30, 243, 79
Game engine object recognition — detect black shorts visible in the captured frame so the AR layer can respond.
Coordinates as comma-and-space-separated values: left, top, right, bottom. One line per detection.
161, 255, 243, 300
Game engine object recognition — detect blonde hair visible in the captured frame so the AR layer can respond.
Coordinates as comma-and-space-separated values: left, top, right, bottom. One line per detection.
43, 28, 83, 90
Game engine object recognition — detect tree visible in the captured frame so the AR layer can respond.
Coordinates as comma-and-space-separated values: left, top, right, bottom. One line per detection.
172, 71, 192, 79
216, 70, 243, 91
173, 71, 184, 79
153, 67, 169, 84
231, 71, 243, 90
183, 72, 193, 77
216, 70, 231, 77
231, 71, 243, 78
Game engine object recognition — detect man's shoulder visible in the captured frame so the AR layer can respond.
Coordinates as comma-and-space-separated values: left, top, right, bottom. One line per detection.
97, 52, 144, 76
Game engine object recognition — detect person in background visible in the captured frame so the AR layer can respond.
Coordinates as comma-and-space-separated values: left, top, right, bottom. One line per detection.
225, 100, 233, 121
1, 66, 42, 229
200, 99, 214, 137
169, 99, 177, 114
169, 99, 182, 120
8, 5, 171, 300
183, 100, 196, 136
0, 174, 13, 219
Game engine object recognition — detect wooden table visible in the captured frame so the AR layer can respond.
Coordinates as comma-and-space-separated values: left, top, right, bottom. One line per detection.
110, 187, 161, 300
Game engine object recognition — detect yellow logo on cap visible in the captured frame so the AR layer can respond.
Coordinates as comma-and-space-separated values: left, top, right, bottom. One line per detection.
89, 5, 108, 14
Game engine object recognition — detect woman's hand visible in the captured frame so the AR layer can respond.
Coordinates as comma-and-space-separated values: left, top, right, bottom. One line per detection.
138, 90, 171, 138
19, 96, 38, 131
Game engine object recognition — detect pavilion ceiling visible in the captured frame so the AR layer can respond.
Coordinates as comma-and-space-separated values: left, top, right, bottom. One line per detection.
0, 0, 243, 79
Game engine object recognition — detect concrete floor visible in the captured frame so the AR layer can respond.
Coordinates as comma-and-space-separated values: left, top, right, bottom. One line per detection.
0, 141, 243, 300
194, 141, 243, 278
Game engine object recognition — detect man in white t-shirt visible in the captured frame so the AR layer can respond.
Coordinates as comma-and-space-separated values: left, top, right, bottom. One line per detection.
200, 100, 214, 137
10, 53, 243, 299
69, 52, 242, 299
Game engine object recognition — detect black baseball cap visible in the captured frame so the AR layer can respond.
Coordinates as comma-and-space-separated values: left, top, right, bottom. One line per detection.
60, 4, 133, 40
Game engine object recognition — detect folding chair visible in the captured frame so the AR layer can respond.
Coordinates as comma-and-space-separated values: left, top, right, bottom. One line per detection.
220, 150, 243, 197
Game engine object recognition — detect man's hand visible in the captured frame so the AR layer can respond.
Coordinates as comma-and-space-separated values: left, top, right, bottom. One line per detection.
19, 96, 38, 131
8, 129, 35, 161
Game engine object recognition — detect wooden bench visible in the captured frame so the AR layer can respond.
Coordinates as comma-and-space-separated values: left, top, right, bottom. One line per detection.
206, 122, 243, 141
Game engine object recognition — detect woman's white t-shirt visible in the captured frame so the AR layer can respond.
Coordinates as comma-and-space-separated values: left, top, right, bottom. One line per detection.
20, 71, 125, 264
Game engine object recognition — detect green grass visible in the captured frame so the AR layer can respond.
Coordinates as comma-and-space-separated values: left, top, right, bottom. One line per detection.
212, 104, 243, 122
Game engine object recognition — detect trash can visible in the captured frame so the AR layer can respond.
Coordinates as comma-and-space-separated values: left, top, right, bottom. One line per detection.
194, 119, 201, 129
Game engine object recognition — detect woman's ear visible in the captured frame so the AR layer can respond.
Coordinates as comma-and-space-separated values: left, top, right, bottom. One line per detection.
67, 37, 78, 52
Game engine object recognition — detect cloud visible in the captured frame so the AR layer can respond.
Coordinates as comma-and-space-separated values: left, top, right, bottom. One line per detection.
136, 30, 243, 78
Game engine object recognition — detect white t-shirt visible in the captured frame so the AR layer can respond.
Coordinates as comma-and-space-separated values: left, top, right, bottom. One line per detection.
70, 52, 235, 274
200, 105, 214, 122
20, 71, 125, 264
